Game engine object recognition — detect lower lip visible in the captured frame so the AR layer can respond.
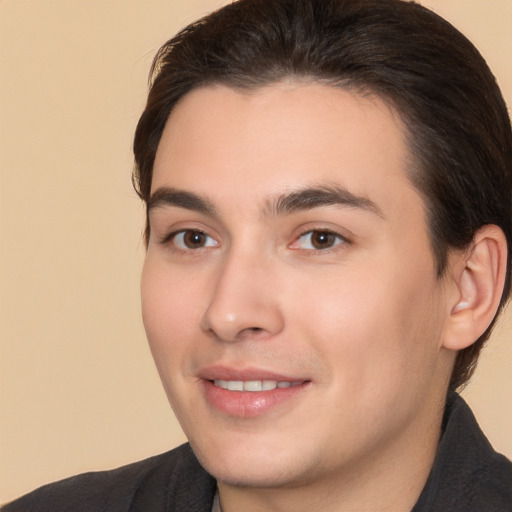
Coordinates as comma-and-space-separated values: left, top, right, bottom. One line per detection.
202, 380, 309, 418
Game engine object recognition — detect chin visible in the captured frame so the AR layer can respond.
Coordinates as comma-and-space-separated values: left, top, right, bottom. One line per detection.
189, 437, 320, 489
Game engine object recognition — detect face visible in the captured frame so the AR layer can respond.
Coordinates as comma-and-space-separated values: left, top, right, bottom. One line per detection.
142, 83, 455, 491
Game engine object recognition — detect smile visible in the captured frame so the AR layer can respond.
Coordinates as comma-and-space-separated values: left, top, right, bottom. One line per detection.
213, 380, 303, 392
201, 371, 310, 417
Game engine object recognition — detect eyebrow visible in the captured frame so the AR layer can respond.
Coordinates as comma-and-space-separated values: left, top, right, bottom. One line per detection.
148, 187, 217, 216
268, 184, 384, 218
147, 184, 383, 219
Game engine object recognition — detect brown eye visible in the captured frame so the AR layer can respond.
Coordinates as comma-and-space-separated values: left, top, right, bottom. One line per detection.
173, 230, 218, 250
310, 231, 337, 249
183, 231, 206, 248
293, 230, 345, 250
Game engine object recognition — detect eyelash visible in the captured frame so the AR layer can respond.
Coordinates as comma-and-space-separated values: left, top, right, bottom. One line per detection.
160, 229, 218, 251
290, 229, 350, 253
158, 227, 350, 254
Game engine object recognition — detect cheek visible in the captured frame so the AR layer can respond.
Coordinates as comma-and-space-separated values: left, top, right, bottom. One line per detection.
140, 258, 202, 367
292, 269, 389, 342
290, 263, 444, 390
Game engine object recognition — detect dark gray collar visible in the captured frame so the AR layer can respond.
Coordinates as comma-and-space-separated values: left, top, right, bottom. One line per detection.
412, 392, 512, 511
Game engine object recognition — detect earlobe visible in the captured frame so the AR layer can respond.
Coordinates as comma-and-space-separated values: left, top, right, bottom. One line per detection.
443, 225, 507, 351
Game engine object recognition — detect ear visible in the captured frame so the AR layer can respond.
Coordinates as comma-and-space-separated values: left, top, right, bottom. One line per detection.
443, 225, 508, 351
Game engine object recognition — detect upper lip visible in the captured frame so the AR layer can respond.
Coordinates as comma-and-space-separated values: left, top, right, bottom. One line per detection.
198, 365, 308, 382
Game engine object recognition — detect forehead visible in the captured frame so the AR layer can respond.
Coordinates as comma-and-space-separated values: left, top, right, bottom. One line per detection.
152, 82, 422, 224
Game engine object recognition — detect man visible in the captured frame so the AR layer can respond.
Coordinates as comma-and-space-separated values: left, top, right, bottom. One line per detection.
3, 0, 511, 510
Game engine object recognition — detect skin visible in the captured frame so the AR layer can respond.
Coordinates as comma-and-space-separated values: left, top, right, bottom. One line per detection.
141, 83, 467, 511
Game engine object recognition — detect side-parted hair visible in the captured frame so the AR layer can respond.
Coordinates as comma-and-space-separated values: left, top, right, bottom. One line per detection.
133, 0, 512, 389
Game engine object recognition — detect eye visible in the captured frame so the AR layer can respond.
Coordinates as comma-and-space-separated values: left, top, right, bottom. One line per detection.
292, 230, 346, 251
171, 230, 218, 250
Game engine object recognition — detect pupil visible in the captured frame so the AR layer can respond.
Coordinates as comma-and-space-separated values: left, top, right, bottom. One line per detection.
313, 231, 333, 249
185, 231, 204, 247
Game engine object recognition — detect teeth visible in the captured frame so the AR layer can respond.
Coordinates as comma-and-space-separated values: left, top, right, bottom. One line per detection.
213, 380, 302, 391
227, 381, 244, 391
243, 380, 263, 391
262, 380, 278, 391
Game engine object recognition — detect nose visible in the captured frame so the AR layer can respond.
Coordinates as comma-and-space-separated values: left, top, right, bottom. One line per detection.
200, 250, 285, 342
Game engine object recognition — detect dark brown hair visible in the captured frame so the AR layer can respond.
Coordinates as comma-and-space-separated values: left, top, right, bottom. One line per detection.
133, 0, 512, 389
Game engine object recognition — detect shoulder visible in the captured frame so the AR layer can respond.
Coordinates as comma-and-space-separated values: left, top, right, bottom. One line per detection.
446, 393, 512, 508
457, 442, 512, 510
1, 443, 216, 512
414, 393, 512, 511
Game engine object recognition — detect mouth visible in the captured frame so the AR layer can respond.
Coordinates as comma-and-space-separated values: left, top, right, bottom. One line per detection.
199, 368, 311, 418
212, 379, 304, 392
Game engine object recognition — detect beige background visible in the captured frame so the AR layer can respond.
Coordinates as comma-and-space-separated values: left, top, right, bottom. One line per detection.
0, 0, 511, 504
